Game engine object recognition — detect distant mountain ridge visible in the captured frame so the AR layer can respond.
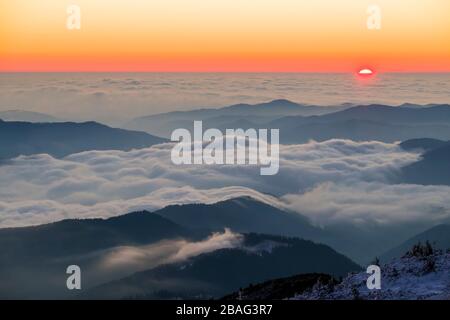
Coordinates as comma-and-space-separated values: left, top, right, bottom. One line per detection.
218, 99, 334, 116
268, 104, 450, 143
0, 120, 166, 159
125, 99, 346, 137
315, 104, 450, 124
0, 110, 62, 122
125, 101, 450, 143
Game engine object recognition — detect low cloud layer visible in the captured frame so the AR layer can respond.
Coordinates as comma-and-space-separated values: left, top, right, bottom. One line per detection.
2, 139, 448, 228
283, 182, 450, 227
82, 229, 243, 292
100, 229, 243, 271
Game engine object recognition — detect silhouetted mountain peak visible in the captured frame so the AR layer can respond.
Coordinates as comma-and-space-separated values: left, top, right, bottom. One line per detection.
271, 98, 295, 104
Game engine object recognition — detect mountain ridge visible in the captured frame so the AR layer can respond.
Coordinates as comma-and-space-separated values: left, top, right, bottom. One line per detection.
85, 233, 361, 299
125, 101, 450, 142
0, 109, 63, 122
0, 119, 166, 159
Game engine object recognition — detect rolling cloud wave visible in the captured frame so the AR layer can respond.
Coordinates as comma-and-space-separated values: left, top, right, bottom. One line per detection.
3, 139, 448, 228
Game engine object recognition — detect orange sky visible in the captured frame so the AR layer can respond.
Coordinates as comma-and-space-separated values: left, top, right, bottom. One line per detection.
1, 0, 450, 72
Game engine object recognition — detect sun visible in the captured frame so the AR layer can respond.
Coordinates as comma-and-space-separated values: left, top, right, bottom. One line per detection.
358, 68, 374, 76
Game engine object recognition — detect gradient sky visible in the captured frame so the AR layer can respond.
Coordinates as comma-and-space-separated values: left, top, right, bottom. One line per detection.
1, 0, 450, 72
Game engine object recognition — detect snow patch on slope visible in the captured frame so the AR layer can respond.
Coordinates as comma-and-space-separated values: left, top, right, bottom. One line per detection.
293, 251, 450, 300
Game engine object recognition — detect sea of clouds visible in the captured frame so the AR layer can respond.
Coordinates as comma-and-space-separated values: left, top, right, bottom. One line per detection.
2, 73, 450, 125
3, 139, 450, 229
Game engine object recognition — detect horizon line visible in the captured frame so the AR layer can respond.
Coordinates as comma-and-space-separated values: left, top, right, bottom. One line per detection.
2, 71, 450, 74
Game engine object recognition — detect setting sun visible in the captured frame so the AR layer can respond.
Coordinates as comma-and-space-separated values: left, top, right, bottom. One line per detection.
358, 68, 374, 76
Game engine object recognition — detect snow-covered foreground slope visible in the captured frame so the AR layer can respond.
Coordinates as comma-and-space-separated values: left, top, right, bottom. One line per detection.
293, 250, 450, 300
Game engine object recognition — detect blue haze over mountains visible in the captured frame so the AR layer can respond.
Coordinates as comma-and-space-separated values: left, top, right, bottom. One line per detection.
126, 100, 450, 143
